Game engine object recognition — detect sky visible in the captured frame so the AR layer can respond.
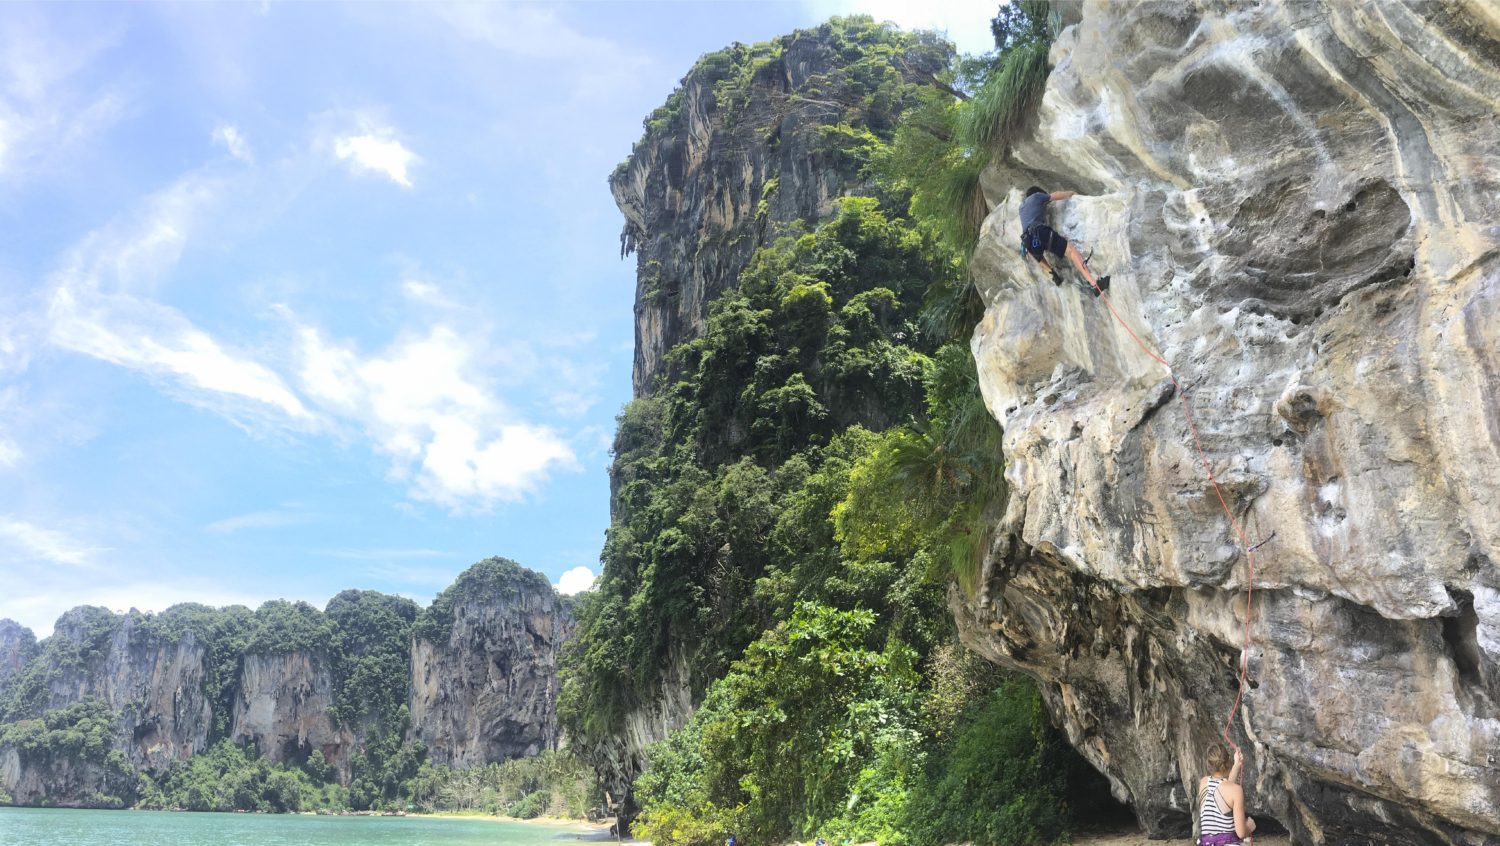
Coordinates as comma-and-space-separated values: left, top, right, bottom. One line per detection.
0, 1, 997, 637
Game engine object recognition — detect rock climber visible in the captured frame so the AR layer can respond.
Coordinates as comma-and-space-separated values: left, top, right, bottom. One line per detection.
1019, 186, 1110, 296
1197, 742, 1256, 845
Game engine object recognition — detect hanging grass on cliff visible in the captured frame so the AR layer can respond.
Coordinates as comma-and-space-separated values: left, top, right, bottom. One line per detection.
870, 1, 1055, 256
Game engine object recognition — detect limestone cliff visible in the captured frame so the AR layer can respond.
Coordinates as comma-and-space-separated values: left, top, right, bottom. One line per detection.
590, 20, 947, 817
612, 22, 946, 396
12, 608, 213, 774
1, 745, 136, 809
959, 2, 1500, 843
230, 651, 351, 769
408, 558, 570, 767
574, 645, 694, 816
0, 620, 37, 699
1, 559, 571, 807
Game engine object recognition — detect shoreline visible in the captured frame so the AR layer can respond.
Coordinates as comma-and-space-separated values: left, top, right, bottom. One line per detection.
415, 812, 605, 827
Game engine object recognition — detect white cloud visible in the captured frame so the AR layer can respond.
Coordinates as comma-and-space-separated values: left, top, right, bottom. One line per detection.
803, 0, 998, 55
554, 565, 596, 595
38, 166, 579, 511
44, 174, 315, 424
212, 123, 253, 162
424, 3, 651, 104
401, 279, 447, 305
293, 322, 578, 508
51, 288, 312, 420
334, 129, 418, 187
0, 516, 106, 567
0, 438, 19, 468
0, 13, 129, 181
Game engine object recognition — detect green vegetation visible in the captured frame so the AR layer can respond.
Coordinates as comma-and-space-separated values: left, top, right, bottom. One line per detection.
404, 751, 601, 818
568, 6, 1112, 845
325, 590, 423, 810
560, 196, 955, 744
0, 561, 603, 816
870, 1, 1055, 254
131, 743, 597, 816
0, 607, 121, 722
412, 557, 550, 645
0, 699, 138, 808
326, 590, 418, 729
620, 17, 953, 184
141, 740, 347, 813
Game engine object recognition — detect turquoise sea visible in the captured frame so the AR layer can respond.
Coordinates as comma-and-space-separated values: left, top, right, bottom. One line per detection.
0, 808, 598, 846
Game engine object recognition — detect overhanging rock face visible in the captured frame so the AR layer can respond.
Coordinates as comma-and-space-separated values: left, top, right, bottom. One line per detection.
959, 2, 1500, 843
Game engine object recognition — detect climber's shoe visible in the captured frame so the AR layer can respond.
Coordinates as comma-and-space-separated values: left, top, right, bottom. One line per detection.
1093, 275, 1111, 297
1050, 269, 1063, 286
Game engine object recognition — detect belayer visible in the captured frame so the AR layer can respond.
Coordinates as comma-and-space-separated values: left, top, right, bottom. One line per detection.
1196, 743, 1257, 845
1019, 186, 1110, 296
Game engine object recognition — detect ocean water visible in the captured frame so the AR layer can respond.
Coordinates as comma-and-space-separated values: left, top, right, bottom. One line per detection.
0, 807, 597, 846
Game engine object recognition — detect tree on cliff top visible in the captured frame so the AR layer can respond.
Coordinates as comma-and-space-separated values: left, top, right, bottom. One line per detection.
411, 556, 555, 645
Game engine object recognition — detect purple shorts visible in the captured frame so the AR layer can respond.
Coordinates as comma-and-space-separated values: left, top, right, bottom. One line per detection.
1197, 833, 1241, 846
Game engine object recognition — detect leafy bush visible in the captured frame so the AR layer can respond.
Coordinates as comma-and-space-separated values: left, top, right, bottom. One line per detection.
0, 699, 141, 808
507, 789, 548, 819
904, 679, 1073, 846
154, 740, 337, 813
402, 751, 602, 818
636, 604, 926, 845
870, 1, 1055, 255
325, 589, 418, 729
246, 600, 334, 655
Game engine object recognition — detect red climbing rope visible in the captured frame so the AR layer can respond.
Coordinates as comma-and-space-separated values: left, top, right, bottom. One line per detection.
1081, 273, 1258, 752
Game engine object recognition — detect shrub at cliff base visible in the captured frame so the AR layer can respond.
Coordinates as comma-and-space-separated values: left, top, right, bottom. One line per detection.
903, 680, 1070, 846
634, 609, 1074, 846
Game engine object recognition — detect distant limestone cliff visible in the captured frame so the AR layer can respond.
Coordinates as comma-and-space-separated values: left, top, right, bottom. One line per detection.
0, 557, 569, 807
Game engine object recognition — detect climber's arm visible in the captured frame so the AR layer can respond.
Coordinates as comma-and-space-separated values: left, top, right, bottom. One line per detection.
1049, 190, 1075, 202
1229, 748, 1244, 784
1223, 782, 1256, 838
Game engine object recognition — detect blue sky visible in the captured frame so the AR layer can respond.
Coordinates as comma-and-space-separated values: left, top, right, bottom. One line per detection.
0, 1, 996, 637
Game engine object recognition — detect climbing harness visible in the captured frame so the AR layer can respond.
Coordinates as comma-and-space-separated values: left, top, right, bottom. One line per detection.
1081, 272, 1261, 753
1019, 224, 1046, 259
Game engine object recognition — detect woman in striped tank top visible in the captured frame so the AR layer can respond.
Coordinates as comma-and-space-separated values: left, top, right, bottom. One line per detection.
1197, 743, 1256, 845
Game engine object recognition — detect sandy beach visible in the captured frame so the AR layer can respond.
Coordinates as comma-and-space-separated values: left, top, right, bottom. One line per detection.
1074, 834, 1290, 846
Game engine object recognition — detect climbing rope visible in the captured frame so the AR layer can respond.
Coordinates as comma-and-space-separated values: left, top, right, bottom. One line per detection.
1079, 272, 1259, 752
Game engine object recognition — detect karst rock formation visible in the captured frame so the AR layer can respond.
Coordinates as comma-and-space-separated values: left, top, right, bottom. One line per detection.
955, 2, 1499, 844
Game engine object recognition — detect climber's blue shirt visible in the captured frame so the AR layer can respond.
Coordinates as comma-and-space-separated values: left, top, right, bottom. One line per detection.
1020, 192, 1050, 231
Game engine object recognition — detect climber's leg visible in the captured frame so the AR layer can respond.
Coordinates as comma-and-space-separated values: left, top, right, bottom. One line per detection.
1063, 240, 1109, 294
1036, 257, 1062, 285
